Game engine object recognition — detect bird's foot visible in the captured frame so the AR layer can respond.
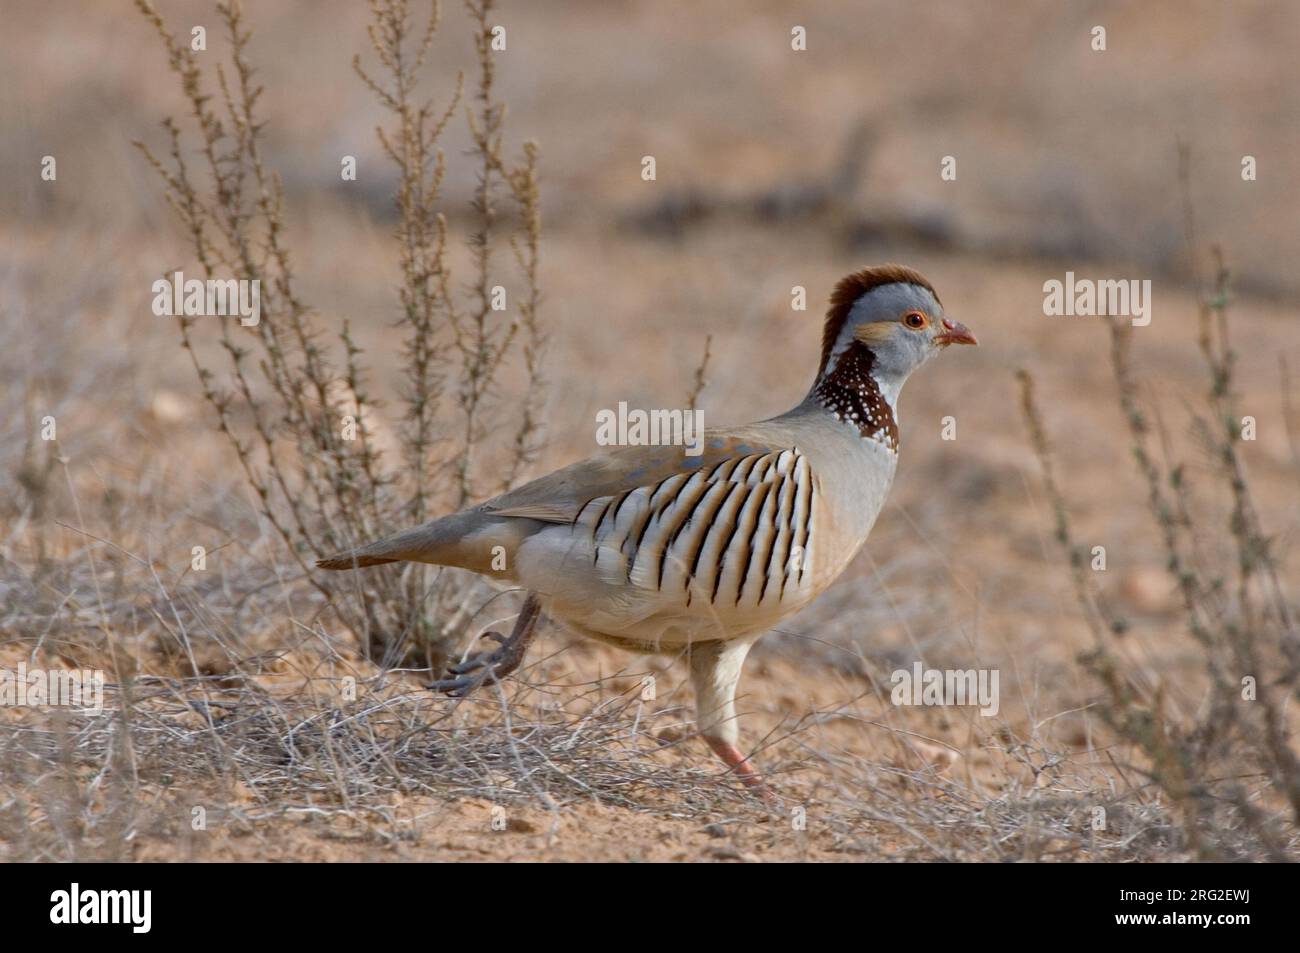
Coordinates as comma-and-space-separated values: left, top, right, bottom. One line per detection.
427, 596, 541, 698
705, 735, 777, 804
427, 629, 526, 696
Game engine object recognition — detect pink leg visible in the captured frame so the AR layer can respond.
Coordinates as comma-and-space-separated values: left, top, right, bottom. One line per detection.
704, 734, 774, 801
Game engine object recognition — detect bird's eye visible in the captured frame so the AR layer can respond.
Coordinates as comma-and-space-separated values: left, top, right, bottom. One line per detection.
903, 311, 929, 330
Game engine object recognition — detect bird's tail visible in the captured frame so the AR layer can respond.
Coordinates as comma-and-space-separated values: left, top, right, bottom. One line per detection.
316, 512, 483, 571
315, 547, 404, 570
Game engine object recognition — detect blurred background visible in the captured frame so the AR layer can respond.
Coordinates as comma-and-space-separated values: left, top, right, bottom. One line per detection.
1, 1, 1298, 859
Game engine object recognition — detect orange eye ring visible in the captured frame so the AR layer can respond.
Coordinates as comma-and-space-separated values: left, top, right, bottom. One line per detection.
902, 311, 929, 330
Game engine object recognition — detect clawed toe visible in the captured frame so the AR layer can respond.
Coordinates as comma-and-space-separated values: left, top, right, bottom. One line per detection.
426, 671, 487, 696
427, 646, 502, 694
445, 647, 502, 676
427, 598, 543, 699
428, 648, 513, 696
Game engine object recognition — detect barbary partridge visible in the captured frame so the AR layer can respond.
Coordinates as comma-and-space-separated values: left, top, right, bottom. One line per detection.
318, 265, 976, 791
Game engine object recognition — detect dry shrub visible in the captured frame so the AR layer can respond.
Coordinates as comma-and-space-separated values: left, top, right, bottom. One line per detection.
1018, 150, 1300, 860
132, 0, 545, 671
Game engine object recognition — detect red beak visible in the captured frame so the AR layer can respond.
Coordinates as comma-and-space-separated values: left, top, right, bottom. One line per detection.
935, 318, 978, 347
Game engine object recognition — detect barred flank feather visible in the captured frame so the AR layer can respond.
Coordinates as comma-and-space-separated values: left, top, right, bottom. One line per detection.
575, 449, 816, 612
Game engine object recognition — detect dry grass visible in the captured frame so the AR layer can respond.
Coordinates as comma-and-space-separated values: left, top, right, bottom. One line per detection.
0, 657, 1204, 862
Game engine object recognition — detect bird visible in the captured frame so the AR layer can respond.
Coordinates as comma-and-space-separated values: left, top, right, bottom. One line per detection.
317, 264, 976, 793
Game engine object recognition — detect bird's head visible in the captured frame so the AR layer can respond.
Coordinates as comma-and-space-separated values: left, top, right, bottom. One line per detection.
808, 265, 976, 451
816, 264, 977, 391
